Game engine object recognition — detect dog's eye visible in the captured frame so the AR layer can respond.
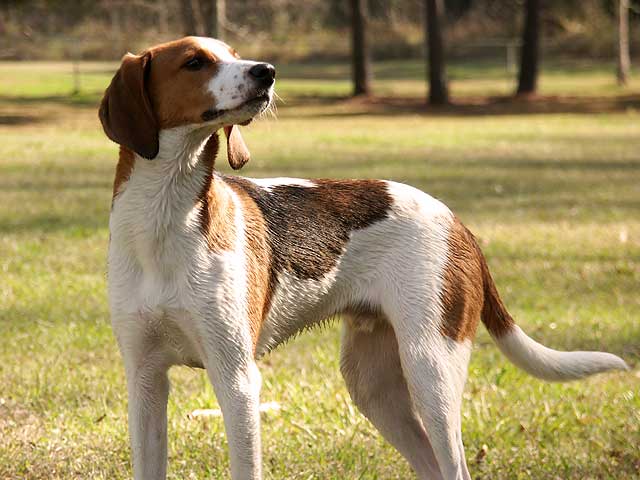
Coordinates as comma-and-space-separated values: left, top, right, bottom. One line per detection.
184, 56, 206, 71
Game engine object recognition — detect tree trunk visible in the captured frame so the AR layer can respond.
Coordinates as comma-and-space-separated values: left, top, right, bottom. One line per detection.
617, 0, 631, 86
424, 0, 449, 105
158, 0, 170, 34
349, 0, 372, 96
516, 0, 540, 96
200, 0, 219, 38
180, 0, 203, 36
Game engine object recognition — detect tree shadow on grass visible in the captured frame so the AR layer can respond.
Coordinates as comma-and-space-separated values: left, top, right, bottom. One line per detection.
2, 91, 639, 119
0, 93, 101, 108
0, 213, 107, 235
0, 114, 46, 126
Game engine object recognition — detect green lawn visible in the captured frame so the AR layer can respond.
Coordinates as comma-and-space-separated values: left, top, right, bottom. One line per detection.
0, 59, 639, 479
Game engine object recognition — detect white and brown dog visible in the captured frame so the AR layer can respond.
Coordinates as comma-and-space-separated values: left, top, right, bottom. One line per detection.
99, 37, 628, 480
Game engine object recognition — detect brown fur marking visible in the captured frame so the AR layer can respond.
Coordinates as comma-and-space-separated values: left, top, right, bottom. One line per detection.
479, 247, 516, 338
225, 182, 273, 350
113, 145, 136, 200
222, 177, 392, 280
440, 217, 485, 341
440, 217, 515, 341
198, 135, 236, 251
197, 134, 271, 349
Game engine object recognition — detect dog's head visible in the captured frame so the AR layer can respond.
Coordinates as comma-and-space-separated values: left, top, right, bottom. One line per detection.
99, 36, 275, 169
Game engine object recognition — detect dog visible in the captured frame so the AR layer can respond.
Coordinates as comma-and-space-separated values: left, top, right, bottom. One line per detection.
98, 37, 628, 480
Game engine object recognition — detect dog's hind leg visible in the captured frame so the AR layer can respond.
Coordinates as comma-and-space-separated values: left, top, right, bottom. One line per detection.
340, 317, 444, 480
392, 320, 473, 480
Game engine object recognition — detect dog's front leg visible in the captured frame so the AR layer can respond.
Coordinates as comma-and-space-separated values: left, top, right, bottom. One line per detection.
116, 322, 171, 480
204, 337, 263, 479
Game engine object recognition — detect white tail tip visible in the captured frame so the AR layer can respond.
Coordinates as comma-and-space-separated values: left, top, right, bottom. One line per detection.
495, 326, 629, 382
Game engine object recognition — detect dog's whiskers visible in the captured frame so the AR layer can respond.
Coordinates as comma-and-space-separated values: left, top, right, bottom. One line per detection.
259, 96, 278, 120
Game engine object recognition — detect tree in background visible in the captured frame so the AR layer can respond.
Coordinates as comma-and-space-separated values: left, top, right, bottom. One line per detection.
516, 0, 540, 96
424, 0, 448, 105
349, 0, 372, 96
180, 0, 222, 38
180, 0, 199, 36
201, 0, 224, 38
617, 0, 631, 86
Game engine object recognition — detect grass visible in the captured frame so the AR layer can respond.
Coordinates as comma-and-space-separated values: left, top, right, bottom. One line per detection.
0, 58, 639, 479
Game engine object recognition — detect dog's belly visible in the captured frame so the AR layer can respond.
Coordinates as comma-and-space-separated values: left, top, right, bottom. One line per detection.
254, 270, 346, 356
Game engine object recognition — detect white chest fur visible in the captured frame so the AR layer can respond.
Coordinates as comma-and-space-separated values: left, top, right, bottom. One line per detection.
107, 129, 239, 367
109, 154, 206, 310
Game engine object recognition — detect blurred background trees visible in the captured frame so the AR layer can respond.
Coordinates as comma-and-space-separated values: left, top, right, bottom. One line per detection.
0, 0, 636, 100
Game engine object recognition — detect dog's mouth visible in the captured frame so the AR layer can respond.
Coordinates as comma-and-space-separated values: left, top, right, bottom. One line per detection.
201, 92, 271, 123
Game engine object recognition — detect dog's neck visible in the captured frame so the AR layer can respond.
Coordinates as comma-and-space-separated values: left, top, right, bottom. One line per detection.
146, 125, 219, 173
113, 126, 224, 237
117, 126, 221, 193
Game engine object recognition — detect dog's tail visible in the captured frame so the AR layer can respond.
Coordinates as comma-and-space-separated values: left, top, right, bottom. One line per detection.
478, 247, 629, 381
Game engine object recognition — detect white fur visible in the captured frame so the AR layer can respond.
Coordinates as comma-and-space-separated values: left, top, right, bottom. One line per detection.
247, 177, 316, 191
195, 37, 237, 62
495, 326, 629, 381
206, 60, 261, 111
197, 37, 262, 112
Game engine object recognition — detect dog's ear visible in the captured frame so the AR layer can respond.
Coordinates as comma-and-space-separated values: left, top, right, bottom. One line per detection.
224, 125, 250, 170
99, 52, 159, 160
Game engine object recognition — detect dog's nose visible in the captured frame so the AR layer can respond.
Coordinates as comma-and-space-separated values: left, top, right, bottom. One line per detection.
249, 63, 276, 86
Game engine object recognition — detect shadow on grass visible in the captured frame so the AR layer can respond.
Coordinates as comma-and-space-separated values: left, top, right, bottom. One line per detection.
0, 214, 107, 235
0, 93, 101, 108
0, 114, 46, 126
1, 92, 639, 121
0, 179, 112, 193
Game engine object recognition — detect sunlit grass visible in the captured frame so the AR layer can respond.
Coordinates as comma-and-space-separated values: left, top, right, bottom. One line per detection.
0, 61, 639, 479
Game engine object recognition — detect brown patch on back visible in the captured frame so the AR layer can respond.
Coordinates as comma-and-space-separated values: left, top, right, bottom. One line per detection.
440, 217, 515, 341
198, 134, 235, 251
112, 145, 136, 201
223, 177, 393, 280
439, 217, 485, 341
221, 177, 393, 349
